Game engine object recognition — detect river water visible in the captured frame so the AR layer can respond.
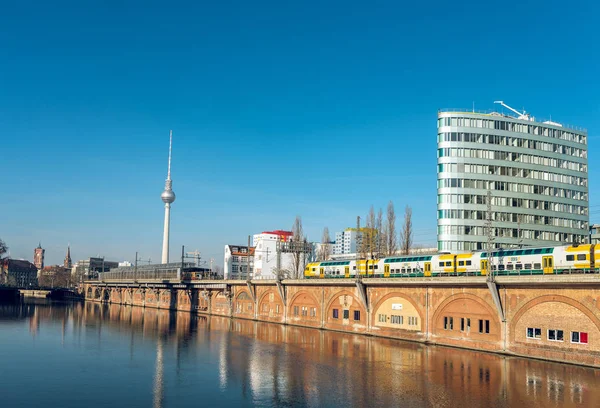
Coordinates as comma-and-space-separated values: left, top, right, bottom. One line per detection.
0, 300, 598, 408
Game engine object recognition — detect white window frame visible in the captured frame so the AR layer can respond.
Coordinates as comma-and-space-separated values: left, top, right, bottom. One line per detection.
547, 329, 564, 342
527, 327, 542, 339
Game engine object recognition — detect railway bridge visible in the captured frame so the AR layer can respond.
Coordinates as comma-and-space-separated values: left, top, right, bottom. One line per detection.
84, 275, 600, 367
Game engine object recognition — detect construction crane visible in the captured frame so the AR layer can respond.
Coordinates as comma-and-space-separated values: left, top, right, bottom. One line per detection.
493, 100, 532, 121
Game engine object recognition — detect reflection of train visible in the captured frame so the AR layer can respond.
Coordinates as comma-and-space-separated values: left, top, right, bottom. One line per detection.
305, 244, 599, 279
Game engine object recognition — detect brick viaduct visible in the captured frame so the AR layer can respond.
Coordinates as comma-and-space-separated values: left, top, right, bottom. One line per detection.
84, 275, 600, 367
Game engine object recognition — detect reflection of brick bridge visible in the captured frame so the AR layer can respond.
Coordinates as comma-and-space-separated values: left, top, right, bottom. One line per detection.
84, 275, 600, 367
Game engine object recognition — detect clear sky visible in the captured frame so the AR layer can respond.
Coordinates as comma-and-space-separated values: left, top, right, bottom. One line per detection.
1, 0, 599, 266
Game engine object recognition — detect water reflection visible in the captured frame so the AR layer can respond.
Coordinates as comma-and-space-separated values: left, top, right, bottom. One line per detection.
0, 300, 599, 408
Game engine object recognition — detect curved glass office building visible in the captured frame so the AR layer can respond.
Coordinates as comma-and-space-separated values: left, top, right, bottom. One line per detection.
437, 109, 588, 252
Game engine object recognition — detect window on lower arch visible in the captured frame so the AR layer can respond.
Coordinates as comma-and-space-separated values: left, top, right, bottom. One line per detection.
310, 307, 316, 317
354, 310, 360, 321
527, 327, 542, 339
343, 310, 349, 319
479, 319, 490, 334
378, 314, 387, 323
293, 306, 299, 316
332, 309, 339, 319
572, 331, 588, 344
444, 316, 453, 330
548, 329, 564, 341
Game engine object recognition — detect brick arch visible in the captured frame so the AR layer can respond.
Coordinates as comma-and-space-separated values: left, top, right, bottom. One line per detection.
257, 289, 284, 320
324, 289, 364, 314
431, 292, 499, 336
370, 292, 424, 327
510, 294, 600, 342
288, 290, 321, 326
235, 290, 252, 301
258, 288, 278, 305
288, 290, 320, 310
234, 289, 254, 317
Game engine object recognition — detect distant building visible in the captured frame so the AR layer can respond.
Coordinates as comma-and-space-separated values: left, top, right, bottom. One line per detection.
333, 228, 374, 255
252, 230, 294, 280
63, 245, 72, 268
1, 259, 38, 287
590, 224, 600, 245
34, 243, 45, 270
333, 229, 358, 255
73, 257, 119, 281
118, 261, 133, 267
437, 107, 588, 252
224, 245, 255, 280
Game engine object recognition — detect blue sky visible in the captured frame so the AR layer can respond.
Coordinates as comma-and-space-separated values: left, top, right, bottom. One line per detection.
1, 0, 599, 266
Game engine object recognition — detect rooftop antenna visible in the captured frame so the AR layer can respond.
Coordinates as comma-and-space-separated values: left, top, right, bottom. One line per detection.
493, 100, 531, 121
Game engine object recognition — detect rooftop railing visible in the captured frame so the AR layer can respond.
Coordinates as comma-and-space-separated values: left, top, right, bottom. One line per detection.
438, 108, 587, 132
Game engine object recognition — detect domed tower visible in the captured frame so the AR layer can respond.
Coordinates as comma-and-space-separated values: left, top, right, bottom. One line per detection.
161, 130, 176, 264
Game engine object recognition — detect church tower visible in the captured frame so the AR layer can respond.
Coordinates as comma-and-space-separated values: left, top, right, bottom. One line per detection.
64, 245, 72, 268
34, 243, 45, 270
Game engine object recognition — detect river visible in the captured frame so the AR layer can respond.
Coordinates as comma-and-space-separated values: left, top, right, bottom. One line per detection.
0, 299, 598, 407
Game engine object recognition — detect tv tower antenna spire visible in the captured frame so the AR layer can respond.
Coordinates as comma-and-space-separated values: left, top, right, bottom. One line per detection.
161, 130, 176, 264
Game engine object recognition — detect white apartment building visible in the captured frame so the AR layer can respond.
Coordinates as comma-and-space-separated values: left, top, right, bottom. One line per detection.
333, 229, 360, 255
252, 230, 294, 279
224, 245, 254, 280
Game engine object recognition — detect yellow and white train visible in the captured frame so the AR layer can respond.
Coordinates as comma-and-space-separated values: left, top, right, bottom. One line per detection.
304, 244, 599, 279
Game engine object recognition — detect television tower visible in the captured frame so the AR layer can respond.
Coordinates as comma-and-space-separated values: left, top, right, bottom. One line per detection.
161, 130, 176, 264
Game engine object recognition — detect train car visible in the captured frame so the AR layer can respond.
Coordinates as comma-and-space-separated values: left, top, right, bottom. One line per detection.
380, 255, 433, 277
430, 253, 479, 276
482, 247, 554, 275
304, 262, 321, 278
304, 261, 355, 278
555, 244, 599, 273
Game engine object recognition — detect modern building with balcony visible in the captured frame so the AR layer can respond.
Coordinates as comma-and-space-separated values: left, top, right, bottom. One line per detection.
437, 104, 589, 252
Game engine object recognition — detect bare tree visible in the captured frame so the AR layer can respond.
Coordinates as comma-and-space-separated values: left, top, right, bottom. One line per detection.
400, 205, 413, 255
38, 266, 72, 288
0, 239, 7, 259
376, 208, 384, 256
386, 201, 397, 256
290, 216, 308, 279
361, 206, 377, 258
212, 265, 223, 277
319, 227, 332, 261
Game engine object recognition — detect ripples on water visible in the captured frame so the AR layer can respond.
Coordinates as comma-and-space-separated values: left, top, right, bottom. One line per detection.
0, 300, 598, 408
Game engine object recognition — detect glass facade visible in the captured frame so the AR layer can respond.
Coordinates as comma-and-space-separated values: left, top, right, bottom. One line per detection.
437, 111, 588, 252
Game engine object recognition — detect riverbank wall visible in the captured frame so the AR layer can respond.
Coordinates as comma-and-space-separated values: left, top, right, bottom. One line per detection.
83, 276, 600, 368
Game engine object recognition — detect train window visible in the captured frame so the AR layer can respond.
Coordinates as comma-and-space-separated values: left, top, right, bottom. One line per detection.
445, 261, 452, 266
374, 265, 378, 269
524, 263, 532, 269
534, 263, 541, 270
498, 265, 505, 271
466, 260, 472, 266
459, 261, 465, 266
506, 264, 513, 271
577, 254, 587, 261
516, 264, 523, 270
439, 262, 444, 267
353, 266, 356, 270
566, 255, 575, 261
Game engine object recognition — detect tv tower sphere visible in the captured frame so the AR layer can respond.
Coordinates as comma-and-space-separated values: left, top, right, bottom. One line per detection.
161, 186, 175, 203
